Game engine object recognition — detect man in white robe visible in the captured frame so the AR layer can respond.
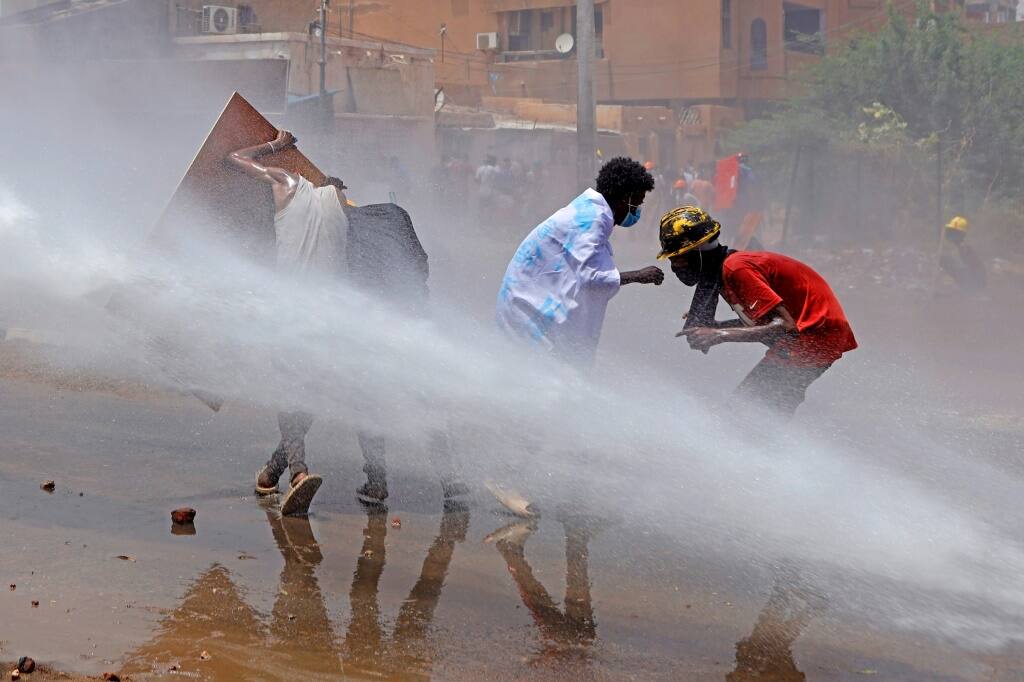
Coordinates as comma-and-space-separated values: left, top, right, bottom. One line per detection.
497, 157, 664, 367
490, 158, 664, 516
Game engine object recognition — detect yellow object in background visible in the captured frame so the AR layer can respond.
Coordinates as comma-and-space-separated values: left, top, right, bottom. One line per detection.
945, 216, 969, 232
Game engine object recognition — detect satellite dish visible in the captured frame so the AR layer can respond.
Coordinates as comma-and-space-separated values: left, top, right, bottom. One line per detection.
434, 88, 446, 113
555, 33, 575, 54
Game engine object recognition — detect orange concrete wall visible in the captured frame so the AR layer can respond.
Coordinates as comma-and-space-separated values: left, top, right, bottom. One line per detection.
174, 0, 900, 105
603, 0, 726, 101
733, 0, 892, 101
735, 0, 788, 100
351, 0, 494, 90
175, 0, 493, 97
174, 33, 436, 117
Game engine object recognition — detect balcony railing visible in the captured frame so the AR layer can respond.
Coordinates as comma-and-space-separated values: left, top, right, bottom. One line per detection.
497, 46, 604, 63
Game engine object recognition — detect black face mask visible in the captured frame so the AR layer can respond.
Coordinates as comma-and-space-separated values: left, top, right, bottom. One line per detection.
675, 267, 700, 286
673, 251, 705, 287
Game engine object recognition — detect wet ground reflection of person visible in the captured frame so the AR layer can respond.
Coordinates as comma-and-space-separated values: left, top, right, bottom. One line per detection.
264, 510, 345, 676
118, 510, 345, 678
121, 506, 468, 678
343, 504, 470, 678
486, 514, 598, 671
727, 567, 827, 682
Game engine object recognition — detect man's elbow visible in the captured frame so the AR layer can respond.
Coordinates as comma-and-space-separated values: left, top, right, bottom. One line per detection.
226, 150, 248, 167
767, 316, 797, 334
584, 271, 620, 289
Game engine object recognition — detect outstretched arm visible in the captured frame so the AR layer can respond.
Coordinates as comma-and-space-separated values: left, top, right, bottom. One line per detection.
682, 311, 746, 330
226, 129, 298, 186
619, 266, 665, 286
677, 304, 797, 352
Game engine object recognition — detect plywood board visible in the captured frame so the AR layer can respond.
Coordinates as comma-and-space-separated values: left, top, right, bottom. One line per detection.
151, 91, 326, 261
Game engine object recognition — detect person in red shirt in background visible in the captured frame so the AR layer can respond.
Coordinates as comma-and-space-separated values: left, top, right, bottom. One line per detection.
690, 171, 716, 211
657, 206, 857, 417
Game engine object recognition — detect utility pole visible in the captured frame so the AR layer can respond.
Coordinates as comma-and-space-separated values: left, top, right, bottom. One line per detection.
930, 132, 946, 291
576, 0, 596, 191
318, 0, 328, 97
348, 0, 354, 38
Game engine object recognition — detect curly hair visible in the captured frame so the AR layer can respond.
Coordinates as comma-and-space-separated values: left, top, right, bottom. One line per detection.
595, 157, 655, 200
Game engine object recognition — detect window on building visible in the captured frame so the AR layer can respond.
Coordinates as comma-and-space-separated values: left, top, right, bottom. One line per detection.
784, 3, 824, 54
540, 10, 554, 32
507, 9, 533, 51
722, 0, 732, 49
238, 4, 258, 32
750, 18, 768, 70
501, 5, 603, 61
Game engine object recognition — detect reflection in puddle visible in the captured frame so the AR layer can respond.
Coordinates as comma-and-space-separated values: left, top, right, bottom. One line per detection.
343, 505, 470, 678
486, 514, 599, 672
265, 510, 344, 677
122, 505, 470, 680
120, 563, 268, 678
727, 566, 827, 682
115, 502, 831, 681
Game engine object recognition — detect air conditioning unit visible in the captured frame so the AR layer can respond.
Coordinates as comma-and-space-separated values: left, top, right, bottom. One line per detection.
202, 5, 238, 35
476, 32, 499, 50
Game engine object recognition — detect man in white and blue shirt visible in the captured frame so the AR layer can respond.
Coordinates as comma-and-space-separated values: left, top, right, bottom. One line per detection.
497, 157, 664, 368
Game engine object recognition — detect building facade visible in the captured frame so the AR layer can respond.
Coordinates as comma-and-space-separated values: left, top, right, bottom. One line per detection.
7, 1, 1020, 109
172, 0, 1012, 110
4, 1, 1017, 175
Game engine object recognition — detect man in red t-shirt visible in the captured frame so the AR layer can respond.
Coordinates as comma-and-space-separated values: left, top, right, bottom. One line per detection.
657, 206, 857, 417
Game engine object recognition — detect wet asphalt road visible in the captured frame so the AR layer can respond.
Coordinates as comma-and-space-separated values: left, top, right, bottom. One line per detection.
1, 373, 1020, 680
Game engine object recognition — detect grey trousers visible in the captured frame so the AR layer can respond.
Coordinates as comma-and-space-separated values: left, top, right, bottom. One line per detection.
265, 411, 457, 484
734, 358, 832, 418
265, 411, 315, 480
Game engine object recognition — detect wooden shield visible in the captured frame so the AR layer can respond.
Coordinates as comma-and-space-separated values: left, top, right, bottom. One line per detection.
151, 92, 326, 261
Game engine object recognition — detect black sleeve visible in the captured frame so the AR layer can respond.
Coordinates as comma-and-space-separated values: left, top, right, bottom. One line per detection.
684, 278, 722, 328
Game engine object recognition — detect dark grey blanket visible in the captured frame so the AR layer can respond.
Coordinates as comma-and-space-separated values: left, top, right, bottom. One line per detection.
345, 203, 429, 308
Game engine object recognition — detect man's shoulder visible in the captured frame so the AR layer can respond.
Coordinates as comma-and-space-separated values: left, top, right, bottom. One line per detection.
573, 189, 614, 222
285, 174, 312, 193
723, 250, 757, 269
722, 250, 786, 278
727, 250, 796, 266
273, 174, 310, 217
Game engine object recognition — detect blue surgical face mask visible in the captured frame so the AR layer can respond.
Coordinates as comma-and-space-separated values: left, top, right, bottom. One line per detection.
620, 203, 642, 228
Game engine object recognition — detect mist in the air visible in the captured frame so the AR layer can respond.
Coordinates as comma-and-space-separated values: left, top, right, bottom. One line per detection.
2, 29, 1024, 656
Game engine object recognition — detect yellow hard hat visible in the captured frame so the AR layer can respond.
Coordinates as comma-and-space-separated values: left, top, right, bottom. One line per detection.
657, 205, 721, 259
945, 216, 969, 232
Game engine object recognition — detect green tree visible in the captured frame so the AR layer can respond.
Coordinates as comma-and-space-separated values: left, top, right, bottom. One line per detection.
729, 1, 1024, 204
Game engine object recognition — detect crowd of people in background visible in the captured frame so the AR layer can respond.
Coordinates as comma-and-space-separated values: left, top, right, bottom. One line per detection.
429, 154, 557, 226
420, 152, 726, 241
